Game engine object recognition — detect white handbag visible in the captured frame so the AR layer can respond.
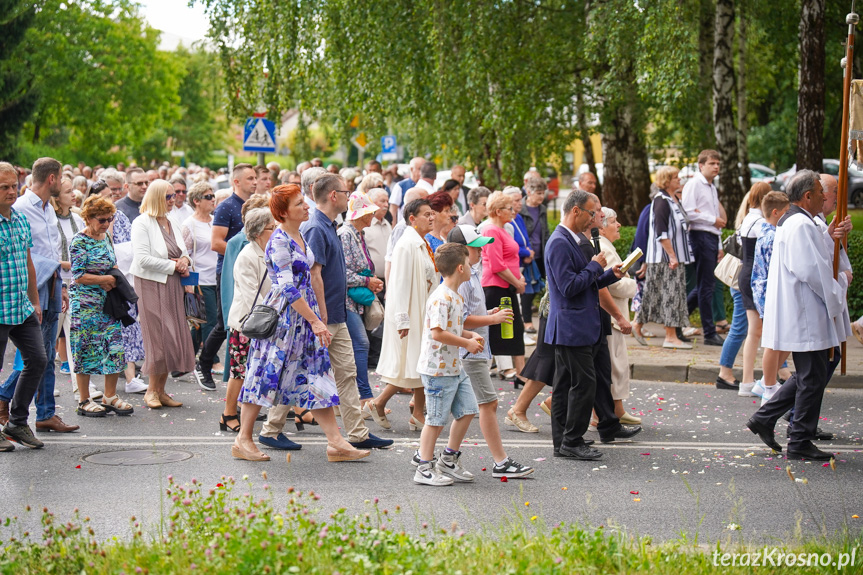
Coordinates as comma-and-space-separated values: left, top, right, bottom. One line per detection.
714, 253, 741, 291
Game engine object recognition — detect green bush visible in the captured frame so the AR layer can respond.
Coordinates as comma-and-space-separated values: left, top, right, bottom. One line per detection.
847, 230, 862, 320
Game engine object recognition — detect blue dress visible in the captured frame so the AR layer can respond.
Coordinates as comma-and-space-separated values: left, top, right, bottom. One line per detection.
112, 211, 145, 363
751, 221, 776, 319
239, 228, 339, 409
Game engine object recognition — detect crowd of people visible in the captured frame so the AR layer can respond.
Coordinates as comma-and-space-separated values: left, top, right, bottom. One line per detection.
0, 150, 859, 480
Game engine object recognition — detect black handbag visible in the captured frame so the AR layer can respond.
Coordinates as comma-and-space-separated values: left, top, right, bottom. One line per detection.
722, 231, 742, 259
240, 271, 287, 339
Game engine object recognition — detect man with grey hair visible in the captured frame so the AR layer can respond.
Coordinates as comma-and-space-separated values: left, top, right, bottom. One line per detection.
544, 188, 624, 460
280, 170, 301, 186
747, 169, 851, 460
459, 186, 491, 226
301, 166, 327, 214
389, 156, 426, 223
102, 170, 126, 202
296, 161, 311, 174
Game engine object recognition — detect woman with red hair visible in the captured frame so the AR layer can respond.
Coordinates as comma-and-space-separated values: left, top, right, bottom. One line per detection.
424, 190, 455, 252
232, 184, 369, 463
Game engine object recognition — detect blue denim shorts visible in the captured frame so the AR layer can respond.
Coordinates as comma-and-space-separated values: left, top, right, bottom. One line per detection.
421, 371, 480, 427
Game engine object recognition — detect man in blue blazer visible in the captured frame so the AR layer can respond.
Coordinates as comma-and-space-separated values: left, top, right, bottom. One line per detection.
545, 190, 624, 460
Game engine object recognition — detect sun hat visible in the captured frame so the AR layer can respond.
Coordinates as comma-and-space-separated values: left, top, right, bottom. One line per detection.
346, 191, 377, 221
446, 224, 495, 247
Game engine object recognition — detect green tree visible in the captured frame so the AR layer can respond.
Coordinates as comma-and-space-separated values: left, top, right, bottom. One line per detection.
0, 0, 39, 161
22, 0, 183, 163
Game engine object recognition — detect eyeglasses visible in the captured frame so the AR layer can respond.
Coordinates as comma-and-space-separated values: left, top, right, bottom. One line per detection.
202, 194, 215, 201
335, 190, 351, 195
108, 186, 123, 195
263, 225, 276, 231
95, 216, 115, 224
174, 189, 187, 194
165, 193, 174, 201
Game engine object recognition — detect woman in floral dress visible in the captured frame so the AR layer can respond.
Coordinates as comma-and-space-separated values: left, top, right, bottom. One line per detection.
233, 184, 370, 463
70, 196, 132, 417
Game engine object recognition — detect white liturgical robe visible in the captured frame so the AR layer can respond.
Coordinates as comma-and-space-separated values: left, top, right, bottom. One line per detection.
761, 208, 849, 352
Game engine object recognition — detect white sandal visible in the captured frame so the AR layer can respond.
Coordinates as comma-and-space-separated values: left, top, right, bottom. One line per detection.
102, 395, 134, 416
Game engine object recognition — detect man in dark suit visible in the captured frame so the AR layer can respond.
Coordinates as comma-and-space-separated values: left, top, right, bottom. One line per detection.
545, 190, 625, 460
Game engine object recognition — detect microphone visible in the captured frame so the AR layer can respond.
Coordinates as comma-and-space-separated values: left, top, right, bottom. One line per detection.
590, 227, 601, 255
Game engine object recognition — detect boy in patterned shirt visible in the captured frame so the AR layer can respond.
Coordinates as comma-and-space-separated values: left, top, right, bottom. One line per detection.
414, 243, 484, 486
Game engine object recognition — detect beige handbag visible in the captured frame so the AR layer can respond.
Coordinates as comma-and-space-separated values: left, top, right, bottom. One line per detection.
363, 298, 384, 331
714, 253, 741, 291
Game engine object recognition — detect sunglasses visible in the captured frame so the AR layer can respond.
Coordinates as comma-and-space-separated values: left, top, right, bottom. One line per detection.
165, 193, 174, 201
95, 216, 115, 224
202, 194, 215, 201
174, 189, 187, 194
450, 215, 458, 223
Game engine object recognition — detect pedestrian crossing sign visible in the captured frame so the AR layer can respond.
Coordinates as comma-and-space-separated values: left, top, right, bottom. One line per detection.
243, 117, 277, 153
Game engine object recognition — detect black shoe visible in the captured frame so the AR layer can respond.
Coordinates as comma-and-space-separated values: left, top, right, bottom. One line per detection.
703, 334, 725, 346
600, 425, 642, 443
558, 444, 603, 460
715, 376, 740, 391
786, 426, 834, 441
193, 363, 216, 391
746, 418, 782, 452
350, 433, 394, 450
786, 443, 833, 461
675, 327, 691, 343
1, 423, 44, 449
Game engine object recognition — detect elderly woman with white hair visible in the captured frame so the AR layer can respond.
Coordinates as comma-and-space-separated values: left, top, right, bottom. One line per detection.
222, 207, 276, 434
598, 207, 641, 424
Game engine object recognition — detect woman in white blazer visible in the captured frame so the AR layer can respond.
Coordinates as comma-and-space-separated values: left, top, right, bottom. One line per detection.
131, 180, 196, 409
598, 207, 641, 425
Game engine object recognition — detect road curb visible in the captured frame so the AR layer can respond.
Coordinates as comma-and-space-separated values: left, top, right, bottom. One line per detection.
631, 364, 863, 389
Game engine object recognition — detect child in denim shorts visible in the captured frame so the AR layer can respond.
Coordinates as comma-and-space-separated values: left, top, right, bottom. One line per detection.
413, 243, 484, 486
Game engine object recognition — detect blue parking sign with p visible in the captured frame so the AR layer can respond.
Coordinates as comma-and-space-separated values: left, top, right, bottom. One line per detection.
381, 135, 396, 154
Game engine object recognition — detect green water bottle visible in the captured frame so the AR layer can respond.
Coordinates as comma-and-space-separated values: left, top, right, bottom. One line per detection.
500, 297, 513, 339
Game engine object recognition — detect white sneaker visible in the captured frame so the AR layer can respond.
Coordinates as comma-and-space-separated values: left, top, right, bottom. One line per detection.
751, 379, 766, 398
125, 376, 148, 394
436, 450, 475, 482
760, 384, 780, 406
414, 461, 453, 486
53, 388, 60, 397
738, 382, 757, 397
523, 334, 536, 346
74, 384, 103, 401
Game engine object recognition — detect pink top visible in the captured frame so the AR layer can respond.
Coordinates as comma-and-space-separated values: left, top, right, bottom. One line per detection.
481, 224, 521, 289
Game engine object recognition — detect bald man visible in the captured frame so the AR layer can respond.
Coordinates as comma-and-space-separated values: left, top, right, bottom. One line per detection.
388, 156, 426, 223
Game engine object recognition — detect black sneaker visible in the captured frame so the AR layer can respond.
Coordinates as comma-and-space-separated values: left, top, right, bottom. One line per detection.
2, 423, 44, 449
492, 457, 535, 478
194, 363, 216, 391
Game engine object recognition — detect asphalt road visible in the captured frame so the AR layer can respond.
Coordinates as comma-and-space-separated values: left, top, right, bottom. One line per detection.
1, 365, 861, 546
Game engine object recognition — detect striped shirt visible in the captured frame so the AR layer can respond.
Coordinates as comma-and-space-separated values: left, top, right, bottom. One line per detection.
646, 192, 693, 265
0, 208, 35, 325
458, 263, 491, 360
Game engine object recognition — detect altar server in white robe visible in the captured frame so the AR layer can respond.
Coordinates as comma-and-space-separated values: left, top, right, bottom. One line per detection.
746, 170, 851, 461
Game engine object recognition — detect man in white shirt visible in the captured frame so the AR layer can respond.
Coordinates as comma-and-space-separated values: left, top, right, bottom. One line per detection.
747, 170, 851, 461
416, 161, 436, 195
680, 149, 726, 346
169, 177, 194, 224
389, 157, 425, 223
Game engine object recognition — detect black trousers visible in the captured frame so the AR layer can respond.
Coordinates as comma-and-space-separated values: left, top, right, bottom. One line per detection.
198, 273, 227, 372
0, 313, 47, 426
752, 347, 835, 451
593, 335, 621, 439
551, 344, 596, 451
686, 230, 718, 338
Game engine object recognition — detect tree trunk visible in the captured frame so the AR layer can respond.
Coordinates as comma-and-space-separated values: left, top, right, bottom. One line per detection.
796, 0, 825, 172
575, 81, 601, 197
737, 10, 751, 192
698, 0, 717, 151
601, 91, 651, 226
712, 0, 744, 214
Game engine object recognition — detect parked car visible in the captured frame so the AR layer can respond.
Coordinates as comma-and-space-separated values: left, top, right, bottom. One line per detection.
434, 169, 478, 190
679, 162, 774, 187
773, 159, 863, 207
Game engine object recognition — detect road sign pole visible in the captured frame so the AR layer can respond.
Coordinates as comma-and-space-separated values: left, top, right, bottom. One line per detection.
257, 152, 265, 166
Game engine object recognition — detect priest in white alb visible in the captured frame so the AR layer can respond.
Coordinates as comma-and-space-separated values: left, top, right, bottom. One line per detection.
746, 170, 851, 461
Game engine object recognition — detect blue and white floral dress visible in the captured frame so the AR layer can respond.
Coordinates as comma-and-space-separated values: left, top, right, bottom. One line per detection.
239, 228, 339, 409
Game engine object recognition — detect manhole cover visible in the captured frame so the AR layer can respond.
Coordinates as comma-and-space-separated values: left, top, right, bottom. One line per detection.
82, 449, 194, 466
